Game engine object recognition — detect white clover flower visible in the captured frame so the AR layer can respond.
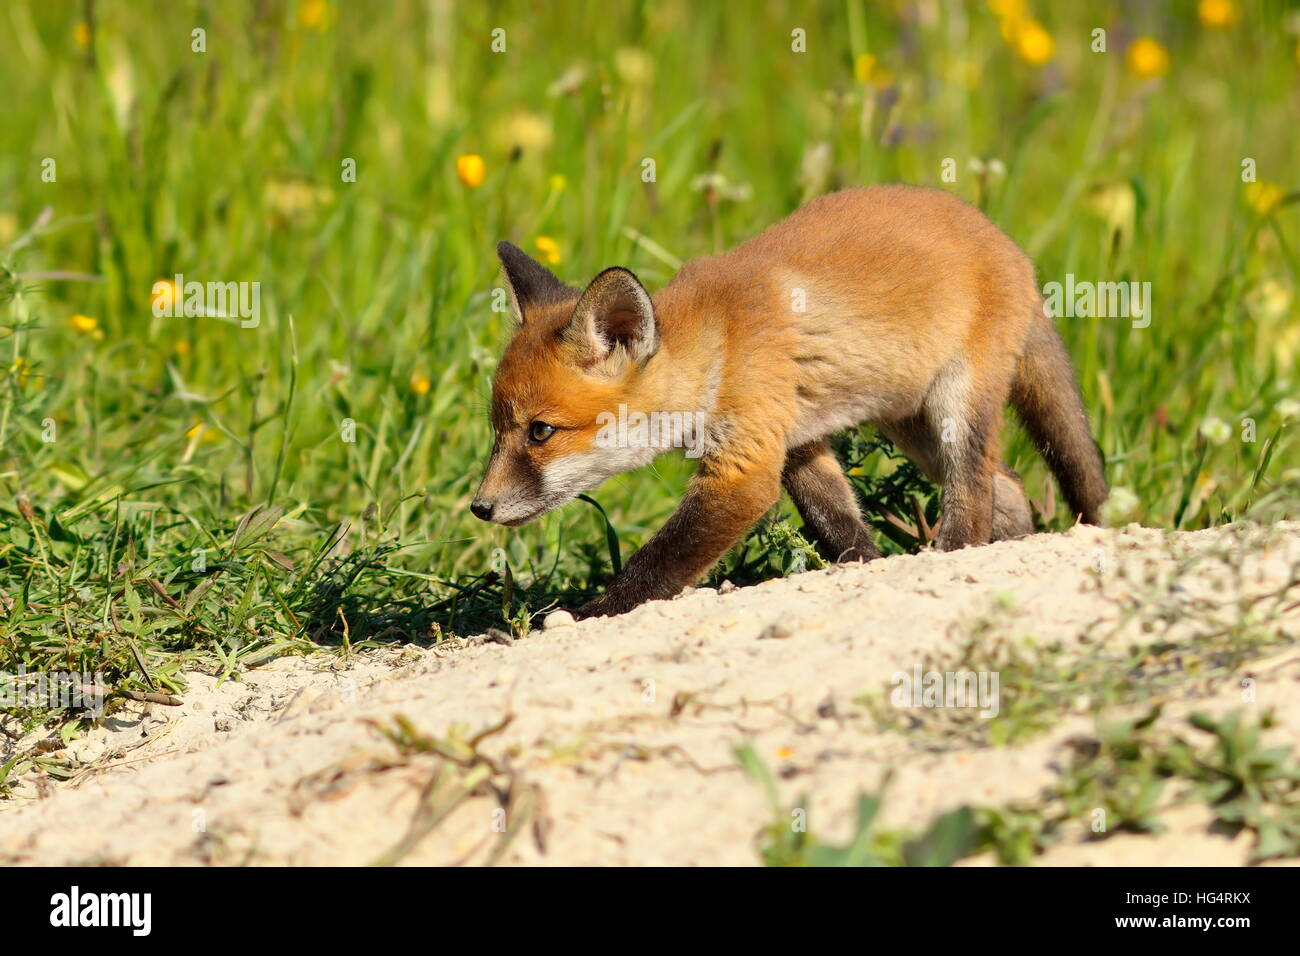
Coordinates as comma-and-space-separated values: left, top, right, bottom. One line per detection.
1101, 486, 1139, 525
1199, 416, 1232, 445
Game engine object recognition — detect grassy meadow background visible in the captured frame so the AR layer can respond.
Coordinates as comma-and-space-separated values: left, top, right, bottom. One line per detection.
0, 0, 1297, 727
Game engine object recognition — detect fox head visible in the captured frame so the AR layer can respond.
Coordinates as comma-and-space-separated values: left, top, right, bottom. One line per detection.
471, 241, 661, 526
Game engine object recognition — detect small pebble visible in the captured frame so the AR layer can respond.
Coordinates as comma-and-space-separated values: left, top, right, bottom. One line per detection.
544, 609, 576, 629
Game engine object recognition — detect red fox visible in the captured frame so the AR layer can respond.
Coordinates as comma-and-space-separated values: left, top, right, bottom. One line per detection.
473, 186, 1107, 618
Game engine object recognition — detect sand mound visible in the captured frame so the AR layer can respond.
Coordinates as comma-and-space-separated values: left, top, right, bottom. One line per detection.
2, 521, 1297, 866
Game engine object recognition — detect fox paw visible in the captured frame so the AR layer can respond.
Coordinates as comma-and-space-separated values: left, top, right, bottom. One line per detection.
573, 591, 644, 619
571, 598, 612, 620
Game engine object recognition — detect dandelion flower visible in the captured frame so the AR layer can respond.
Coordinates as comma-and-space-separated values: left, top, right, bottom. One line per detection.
456, 154, 485, 188
297, 0, 336, 32
534, 236, 561, 265
548, 173, 568, 193
68, 314, 103, 340
1012, 20, 1055, 66
1126, 37, 1170, 79
854, 53, 876, 83
613, 47, 654, 87
1246, 181, 1284, 215
854, 52, 895, 88
73, 22, 91, 48
409, 372, 432, 396
1197, 0, 1239, 29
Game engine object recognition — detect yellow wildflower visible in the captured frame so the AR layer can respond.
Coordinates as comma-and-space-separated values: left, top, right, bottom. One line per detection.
854, 53, 895, 88
549, 173, 568, 193
613, 47, 654, 87
534, 236, 561, 265
184, 422, 219, 444
409, 372, 432, 396
1126, 37, 1170, 79
854, 53, 875, 83
1246, 181, 1284, 215
1197, 0, 1238, 29
73, 22, 91, 48
151, 278, 178, 313
456, 154, 485, 188
1012, 19, 1054, 66
298, 0, 336, 33
68, 314, 103, 340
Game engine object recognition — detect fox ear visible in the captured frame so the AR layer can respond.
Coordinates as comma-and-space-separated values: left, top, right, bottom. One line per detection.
497, 241, 572, 325
564, 267, 658, 370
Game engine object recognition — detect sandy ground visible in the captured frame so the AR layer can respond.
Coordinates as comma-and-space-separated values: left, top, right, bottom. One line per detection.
1, 521, 1297, 866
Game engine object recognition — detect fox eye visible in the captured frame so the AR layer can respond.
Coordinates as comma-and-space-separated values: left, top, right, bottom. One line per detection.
528, 421, 557, 444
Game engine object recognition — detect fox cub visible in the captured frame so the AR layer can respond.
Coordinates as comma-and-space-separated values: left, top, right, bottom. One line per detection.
473, 185, 1107, 618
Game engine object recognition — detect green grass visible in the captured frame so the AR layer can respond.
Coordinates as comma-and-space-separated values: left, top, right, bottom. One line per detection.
0, 1, 1297, 721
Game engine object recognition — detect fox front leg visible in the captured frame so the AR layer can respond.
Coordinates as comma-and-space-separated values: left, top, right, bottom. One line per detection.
574, 465, 782, 619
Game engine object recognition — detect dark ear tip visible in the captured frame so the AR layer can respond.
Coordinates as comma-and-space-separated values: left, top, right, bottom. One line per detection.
496, 240, 519, 260
594, 265, 643, 285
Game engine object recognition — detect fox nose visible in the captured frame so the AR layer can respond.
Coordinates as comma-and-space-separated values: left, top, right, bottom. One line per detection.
470, 499, 494, 521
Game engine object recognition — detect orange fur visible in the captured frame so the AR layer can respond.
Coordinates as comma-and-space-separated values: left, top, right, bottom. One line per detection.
474, 186, 1107, 616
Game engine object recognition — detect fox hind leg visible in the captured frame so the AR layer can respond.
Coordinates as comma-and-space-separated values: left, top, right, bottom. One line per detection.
884, 360, 1007, 552
782, 440, 880, 562
885, 413, 1031, 547
931, 405, 999, 551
